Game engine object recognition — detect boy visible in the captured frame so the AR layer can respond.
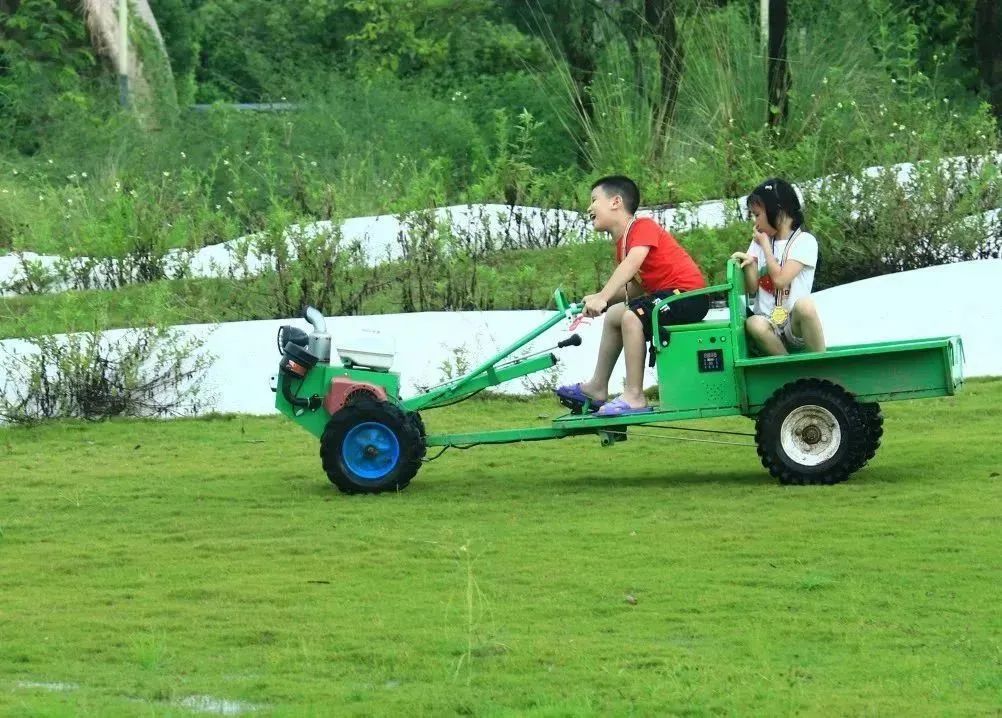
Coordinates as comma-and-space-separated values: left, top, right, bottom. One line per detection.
556, 175, 708, 416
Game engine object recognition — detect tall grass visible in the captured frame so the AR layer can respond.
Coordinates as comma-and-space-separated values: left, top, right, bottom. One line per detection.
543, 0, 998, 201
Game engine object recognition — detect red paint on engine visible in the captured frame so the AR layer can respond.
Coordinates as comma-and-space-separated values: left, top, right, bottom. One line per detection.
324, 376, 388, 414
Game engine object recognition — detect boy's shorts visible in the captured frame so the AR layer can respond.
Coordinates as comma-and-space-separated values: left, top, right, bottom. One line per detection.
627, 289, 710, 343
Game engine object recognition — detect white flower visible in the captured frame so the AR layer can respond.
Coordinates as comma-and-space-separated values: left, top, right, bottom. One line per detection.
223, 159, 230, 166
181, 151, 187, 159
310, 161, 317, 167
162, 171, 170, 177
81, 172, 87, 178
11, 169, 17, 175
215, 204, 221, 210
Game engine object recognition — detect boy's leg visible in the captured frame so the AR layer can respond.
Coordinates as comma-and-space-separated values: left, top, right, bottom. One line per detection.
580, 302, 627, 401
790, 298, 826, 352
746, 315, 787, 355
616, 308, 649, 408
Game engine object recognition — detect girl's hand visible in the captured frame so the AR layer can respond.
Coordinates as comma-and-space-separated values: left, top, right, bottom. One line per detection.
730, 251, 755, 268
753, 230, 771, 250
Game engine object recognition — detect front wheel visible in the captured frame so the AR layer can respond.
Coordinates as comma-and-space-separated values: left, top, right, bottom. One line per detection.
755, 379, 871, 485
320, 399, 425, 494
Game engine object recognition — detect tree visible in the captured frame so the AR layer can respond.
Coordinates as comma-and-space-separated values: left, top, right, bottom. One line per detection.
644, 0, 683, 137
764, 0, 789, 127
974, 0, 1002, 124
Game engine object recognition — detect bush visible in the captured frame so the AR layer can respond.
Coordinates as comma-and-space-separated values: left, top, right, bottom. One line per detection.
226, 206, 387, 318
808, 155, 1002, 289
0, 326, 214, 423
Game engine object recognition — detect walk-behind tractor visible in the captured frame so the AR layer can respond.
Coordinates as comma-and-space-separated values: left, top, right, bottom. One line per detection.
272, 261, 964, 493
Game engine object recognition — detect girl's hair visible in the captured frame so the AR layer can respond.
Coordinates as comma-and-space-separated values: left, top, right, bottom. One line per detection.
747, 178, 805, 231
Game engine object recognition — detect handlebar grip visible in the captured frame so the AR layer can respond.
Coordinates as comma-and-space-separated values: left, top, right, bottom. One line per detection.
557, 334, 582, 348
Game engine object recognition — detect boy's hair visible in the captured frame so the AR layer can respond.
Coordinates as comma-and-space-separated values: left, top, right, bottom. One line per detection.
747, 178, 805, 231
591, 175, 640, 215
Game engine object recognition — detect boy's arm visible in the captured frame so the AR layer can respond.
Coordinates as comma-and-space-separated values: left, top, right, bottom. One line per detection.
583, 246, 650, 316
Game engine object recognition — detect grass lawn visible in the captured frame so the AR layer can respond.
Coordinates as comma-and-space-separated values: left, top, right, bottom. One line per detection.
1, 381, 1001, 716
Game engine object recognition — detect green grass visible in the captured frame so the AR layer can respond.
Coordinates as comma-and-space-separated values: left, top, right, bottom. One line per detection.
2, 381, 1001, 715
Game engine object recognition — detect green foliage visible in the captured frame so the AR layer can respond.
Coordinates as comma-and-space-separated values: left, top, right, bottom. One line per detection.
0, 0, 105, 154
228, 205, 385, 317
808, 156, 1002, 290
149, 0, 200, 104
0, 325, 213, 422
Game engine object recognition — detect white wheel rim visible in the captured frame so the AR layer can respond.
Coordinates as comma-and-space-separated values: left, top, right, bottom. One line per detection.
779, 404, 841, 466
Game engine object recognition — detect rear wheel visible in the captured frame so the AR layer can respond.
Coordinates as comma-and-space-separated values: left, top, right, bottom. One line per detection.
755, 379, 872, 485
320, 399, 425, 494
853, 402, 884, 470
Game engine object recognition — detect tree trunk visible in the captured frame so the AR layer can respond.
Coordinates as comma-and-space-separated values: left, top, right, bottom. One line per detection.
81, 0, 177, 120
766, 0, 789, 127
644, 0, 683, 149
975, 0, 1002, 124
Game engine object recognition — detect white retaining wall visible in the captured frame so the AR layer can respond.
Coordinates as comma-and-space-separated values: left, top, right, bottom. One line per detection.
2, 259, 998, 417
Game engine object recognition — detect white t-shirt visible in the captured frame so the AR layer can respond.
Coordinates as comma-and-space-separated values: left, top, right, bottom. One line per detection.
748, 229, 818, 317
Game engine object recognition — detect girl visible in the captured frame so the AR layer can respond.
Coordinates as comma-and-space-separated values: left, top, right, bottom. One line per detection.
730, 178, 825, 355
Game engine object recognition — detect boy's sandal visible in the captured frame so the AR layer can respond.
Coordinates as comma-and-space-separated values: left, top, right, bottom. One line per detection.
595, 397, 654, 417
554, 382, 605, 411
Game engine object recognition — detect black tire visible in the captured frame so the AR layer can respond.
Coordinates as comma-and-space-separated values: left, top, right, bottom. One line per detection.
755, 379, 871, 486
320, 399, 425, 494
852, 402, 884, 471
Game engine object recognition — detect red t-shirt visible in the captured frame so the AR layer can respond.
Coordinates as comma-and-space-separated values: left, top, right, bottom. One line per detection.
615, 217, 706, 293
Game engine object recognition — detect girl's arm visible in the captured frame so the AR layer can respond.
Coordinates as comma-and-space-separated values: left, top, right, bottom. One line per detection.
730, 251, 760, 294
756, 233, 805, 290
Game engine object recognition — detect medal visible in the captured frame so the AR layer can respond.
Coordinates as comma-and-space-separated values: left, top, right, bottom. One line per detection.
763, 228, 801, 328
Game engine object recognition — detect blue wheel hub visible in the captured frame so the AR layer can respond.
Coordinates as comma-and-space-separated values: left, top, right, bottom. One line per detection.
342, 422, 401, 480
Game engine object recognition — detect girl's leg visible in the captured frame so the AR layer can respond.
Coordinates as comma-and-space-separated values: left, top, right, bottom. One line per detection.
791, 298, 825, 352
746, 315, 787, 355
581, 302, 626, 401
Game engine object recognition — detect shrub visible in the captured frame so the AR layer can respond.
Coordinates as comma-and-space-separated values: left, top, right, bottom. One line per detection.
0, 326, 214, 423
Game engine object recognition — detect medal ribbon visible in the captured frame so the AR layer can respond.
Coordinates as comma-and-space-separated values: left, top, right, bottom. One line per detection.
770, 227, 802, 310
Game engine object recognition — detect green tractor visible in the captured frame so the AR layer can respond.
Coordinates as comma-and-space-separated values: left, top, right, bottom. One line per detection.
272, 260, 964, 493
